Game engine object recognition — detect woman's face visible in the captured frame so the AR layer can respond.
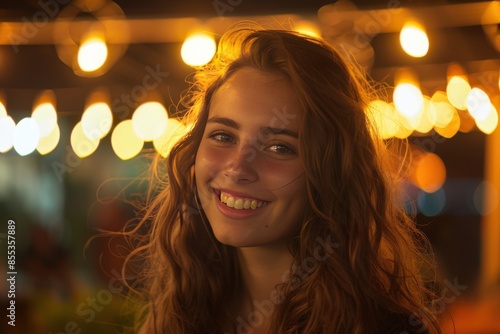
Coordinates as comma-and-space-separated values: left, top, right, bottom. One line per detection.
195, 67, 308, 248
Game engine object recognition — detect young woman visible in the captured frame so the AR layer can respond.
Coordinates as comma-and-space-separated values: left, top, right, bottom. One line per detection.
127, 28, 442, 333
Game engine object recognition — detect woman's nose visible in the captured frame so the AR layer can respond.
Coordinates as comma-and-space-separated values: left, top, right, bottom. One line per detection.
223, 145, 259, 184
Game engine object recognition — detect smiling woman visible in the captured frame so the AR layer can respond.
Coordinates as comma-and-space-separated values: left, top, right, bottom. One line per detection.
125, 28, 443, 334
195, 67, 307, 249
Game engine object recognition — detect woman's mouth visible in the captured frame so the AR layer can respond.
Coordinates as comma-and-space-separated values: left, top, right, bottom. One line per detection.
215, 190, 270, 210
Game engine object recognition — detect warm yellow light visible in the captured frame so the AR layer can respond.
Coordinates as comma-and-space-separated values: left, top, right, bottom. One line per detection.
111, 120, 144, 160
415, 97, 435, 134
430, 91, 455, 128
294, 21, 321, 38
0, 115, 15, 153
411, 151, 446, 193
458, 110, 476, 133
181, 33, 217, 67
467, 87, 491, 121
394, 83, 424, 118
366, 100, 397, 139
393, 103, 414, 139
37, 123, 60, 155
153, 118, 187, 157
78, 37, 108, 72
434, 108, 460, 138
81, 102, 113, 140
475, 103, 498, 134
132, 101, 169, 141
13, 117, 40, 156
32, 102, 57, 137
446, 76, 471, 110
70, 121, 99, 158
0, 102, 6, 117
400, 21, 429, 58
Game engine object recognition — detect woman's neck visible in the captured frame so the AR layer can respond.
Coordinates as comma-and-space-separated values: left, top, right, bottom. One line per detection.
233, 244, 294, 333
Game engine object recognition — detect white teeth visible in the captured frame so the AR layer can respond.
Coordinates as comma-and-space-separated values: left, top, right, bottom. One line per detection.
219, 191, 267, 210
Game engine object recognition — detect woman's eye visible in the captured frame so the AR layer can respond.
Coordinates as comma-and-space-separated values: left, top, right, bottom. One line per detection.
209, 131, 234, 143
267, 144, 296, 155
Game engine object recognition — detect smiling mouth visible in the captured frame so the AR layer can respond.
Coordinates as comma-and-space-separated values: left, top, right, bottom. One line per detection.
215, 190, 270, 210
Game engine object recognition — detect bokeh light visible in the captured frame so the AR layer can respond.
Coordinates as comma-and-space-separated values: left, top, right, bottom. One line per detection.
446, 76, 471, 110
414, 96, 435, 134
475, 103, 498, 134
473, 181, 499, 215
411, 150, 447, 193
31, 102, 58, 137
0, 115, 16, 153
430, 91, 455, 128
0, 102, 6, 117
132, 101, 169, 141
366, 100, 398, 139
418, 187, 446, 217
78, 37, 108, 72
181, 33, 217, 67
394, 83, 424, 118
13, 117, 40, 156
111, 120, 144, 160
153, 118, 187, 158
434, 107, 460, 138
467, 87, 491, 121
37, 123, 60, 155
400, 21, 429, 58
70, 122, 100, 158
81, 102, 113, 140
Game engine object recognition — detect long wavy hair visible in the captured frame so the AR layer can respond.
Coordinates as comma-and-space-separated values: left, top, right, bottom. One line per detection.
125, 28, 442, 333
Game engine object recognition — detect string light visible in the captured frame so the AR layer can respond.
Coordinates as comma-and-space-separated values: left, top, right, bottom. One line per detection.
400, 21, 429, 58
78, 36, 108, 72
13, 117, 40, 156
0, 115, 16, 153
132, 101, 169, 141
70, 122, 100, 158
111, 120, 144, 160
37, 124, 60, 155
81, 102, 113, 140
181, 33, 217, 67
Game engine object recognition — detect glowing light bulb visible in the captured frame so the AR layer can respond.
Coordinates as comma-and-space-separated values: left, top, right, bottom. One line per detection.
366, 100, 397, 139
78, 37, 108, 72
37, 123, 60, 155
475, 103, 498, 134
412, 152, 446, 193
400, 22, 429, 58
111, 120, 144, 160
132, 101, 168, 141
446, 76, 471, 110
81, 102, 113, 140
0, 102, 6, 118
415, 97, 435, 134
153, 118, 186, 157
32, 102, 57, 137
70, 122, 99, 158
13, 117, 40, 156
467, 87, 491, 121
181, 33, 216, 67
0, 115, 16, 153
393, 83, 424, 118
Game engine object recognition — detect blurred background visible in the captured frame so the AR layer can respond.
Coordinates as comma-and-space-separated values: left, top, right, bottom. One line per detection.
0, 0, 500, 333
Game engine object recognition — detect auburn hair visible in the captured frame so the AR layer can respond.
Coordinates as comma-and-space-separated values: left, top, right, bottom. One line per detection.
124, 28, 442, 333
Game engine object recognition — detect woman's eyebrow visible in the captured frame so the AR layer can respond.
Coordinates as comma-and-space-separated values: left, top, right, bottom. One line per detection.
207, 117, 239, 129
207, 116, 298, 138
